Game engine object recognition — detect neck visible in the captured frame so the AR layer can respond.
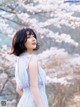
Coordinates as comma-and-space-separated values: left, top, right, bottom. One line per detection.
26, 50, 33, 54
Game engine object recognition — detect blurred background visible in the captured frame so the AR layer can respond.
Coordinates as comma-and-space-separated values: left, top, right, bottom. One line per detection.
0, 0, 80, 107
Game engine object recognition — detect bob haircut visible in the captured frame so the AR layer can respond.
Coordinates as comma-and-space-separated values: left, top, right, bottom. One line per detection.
10, 28, 39, 56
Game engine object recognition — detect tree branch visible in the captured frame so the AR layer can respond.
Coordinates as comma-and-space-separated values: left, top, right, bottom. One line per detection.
0, 15, 23, 26
0, 7, 16, 14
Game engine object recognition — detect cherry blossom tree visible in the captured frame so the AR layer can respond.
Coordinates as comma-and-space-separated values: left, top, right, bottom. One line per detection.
0, 2, 80, 107
0, 0, 79, 46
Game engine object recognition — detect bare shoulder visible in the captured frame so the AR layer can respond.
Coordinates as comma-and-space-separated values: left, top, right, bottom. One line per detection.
30, 55, 38, 64
28, 55, 38, 74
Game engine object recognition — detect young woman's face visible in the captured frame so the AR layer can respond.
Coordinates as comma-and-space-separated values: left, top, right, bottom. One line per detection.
25, 34, 37, 51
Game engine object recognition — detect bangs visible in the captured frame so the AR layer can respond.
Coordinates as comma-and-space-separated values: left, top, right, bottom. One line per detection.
26, 28, 37, 39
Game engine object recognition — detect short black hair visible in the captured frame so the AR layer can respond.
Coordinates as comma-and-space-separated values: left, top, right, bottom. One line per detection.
10, 28, 39, 56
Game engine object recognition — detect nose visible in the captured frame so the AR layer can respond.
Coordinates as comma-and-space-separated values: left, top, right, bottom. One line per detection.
32, 36, 36, 40
32, 38, 36, 42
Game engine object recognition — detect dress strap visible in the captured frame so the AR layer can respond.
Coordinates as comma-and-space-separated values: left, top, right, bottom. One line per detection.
27, 54, 33, 69
27, 54, 33, 87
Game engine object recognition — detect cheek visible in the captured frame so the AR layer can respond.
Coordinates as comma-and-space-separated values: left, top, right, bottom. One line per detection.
25, 40, 32, 48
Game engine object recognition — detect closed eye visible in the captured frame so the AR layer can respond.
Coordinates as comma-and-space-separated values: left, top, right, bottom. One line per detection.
27, 35, 35, 38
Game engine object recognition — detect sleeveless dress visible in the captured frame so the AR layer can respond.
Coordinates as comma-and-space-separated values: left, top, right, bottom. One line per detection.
15, 52, 49, 107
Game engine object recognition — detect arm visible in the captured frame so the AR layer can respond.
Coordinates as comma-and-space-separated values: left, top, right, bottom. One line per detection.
15, 58, 23, 97
28, 56, 42, 107
16, 88, 23, 97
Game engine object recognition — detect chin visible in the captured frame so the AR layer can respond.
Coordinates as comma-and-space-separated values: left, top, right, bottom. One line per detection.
32, 46, 36, 49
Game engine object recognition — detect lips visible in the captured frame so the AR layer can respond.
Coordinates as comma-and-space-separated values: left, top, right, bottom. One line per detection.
32, 43, 36, 45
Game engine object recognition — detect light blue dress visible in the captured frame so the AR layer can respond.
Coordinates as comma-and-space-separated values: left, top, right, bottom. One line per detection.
15, 52, 49, 107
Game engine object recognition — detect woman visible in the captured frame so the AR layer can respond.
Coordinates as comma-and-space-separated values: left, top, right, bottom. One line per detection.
10, 28, 49, 107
